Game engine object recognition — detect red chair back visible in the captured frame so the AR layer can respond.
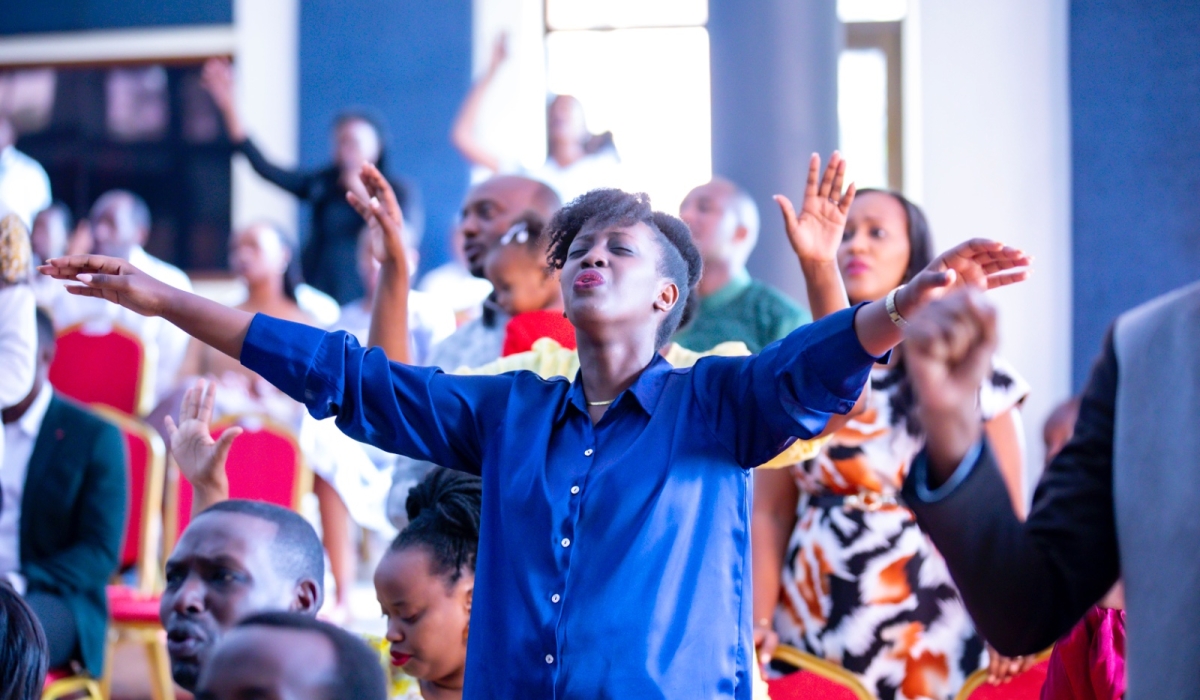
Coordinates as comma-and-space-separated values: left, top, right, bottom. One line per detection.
49, 324, 150, 415
167, 415, 310, 547
768, 671, 867, 700
957, 659, 1049, 700
92, 406, 164, 595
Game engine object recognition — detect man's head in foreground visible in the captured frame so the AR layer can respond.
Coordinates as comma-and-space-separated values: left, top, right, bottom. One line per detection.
159, 499, 325, 690
195, 611, 386, 700
458, 175, 561, 278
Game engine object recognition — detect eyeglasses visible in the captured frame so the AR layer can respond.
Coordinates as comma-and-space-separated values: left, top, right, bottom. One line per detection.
499, 222, 530, 246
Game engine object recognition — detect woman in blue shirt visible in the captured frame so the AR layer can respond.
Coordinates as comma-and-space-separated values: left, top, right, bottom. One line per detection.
40, 153, 1029, 699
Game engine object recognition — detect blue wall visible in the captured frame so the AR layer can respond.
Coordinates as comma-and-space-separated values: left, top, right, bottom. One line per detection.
298, 0, 472, 275
0, 1, 231, 34
1071, 1, 1200, 387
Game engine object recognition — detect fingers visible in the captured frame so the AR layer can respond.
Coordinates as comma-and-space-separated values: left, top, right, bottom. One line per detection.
181, 379, 203, 422
985, 269, 1031, 289
773, 194, 798, 230
345, 190, 373, 222
39, 254, 131, 279
199, 379, 217, 424
359, 163, 403, 221
838, 182, 857, 215
164, 415, 178, 441
817, 152, 838, 199
213, 426, 243, 462
829, 154, 846, 200
804, 153, 821, 199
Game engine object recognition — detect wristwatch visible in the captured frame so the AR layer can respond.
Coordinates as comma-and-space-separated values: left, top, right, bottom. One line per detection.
885, 287, 908, 328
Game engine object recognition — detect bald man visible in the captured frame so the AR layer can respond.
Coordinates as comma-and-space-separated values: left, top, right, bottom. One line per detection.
426, 175, 561, 370
677, 178, 810, 352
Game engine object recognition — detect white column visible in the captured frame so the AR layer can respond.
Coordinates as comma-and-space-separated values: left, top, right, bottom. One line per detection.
906, 0, 1072, 486
231, 0, 299, 233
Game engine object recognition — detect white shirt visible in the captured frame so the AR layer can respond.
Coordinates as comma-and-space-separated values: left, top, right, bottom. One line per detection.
0, 285, 36, 469
0, 383, 52, 578
333, 289, 457, 367
0, 146, 51, 230
417, 262, 493, 318
521, 150, 624, 203
53, 246, 193, 403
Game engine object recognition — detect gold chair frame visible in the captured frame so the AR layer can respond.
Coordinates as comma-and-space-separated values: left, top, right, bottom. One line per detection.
954, 646, 1054, 700
770, 644, 874, 700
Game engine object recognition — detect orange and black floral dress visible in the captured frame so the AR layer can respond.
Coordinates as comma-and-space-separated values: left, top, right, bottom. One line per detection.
772, 358, 1028, 700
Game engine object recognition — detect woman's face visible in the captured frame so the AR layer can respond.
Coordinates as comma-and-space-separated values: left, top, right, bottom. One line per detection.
229, 224, 289, 285
374, 547, 471, 687
560, 220, 676, 338
334, 118, 381, 172
838, 191, 911, 305
547, 96, 587, 150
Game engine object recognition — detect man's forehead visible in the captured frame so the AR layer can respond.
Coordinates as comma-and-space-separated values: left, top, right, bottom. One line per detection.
688, 179, 736, 205
465, 176, 537, 208
171, 512, 278, 563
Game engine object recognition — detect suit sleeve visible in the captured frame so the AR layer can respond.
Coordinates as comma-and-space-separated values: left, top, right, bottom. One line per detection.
22, 420, 127, 594
903, 330, 1121, 655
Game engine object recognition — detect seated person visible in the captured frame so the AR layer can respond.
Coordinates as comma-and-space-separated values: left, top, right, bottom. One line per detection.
2, 308, 126, 677
481, 215, 575, 356
28, 202, 73, 307
374, 467, 481, 700
0, 580, 49, 700
51, 190, 192, 402
0, 214, 36, 460
335, 225, 455, 366
159, 498, 324, 692
195, 611, 386, 700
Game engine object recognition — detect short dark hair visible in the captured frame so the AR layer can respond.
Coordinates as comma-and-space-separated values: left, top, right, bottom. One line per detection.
0, 582, 48, 700
856, 189, 933, 283
529, 182, 563, 222
236, 612, 386, 700
92, 189, 150, 235
34, 307, 55, 354
546, 189, 703, 348
390, 468, 482, 588
199, 500, 325, 604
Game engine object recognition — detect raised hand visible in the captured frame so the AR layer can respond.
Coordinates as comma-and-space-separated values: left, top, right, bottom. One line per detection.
905, 288, 998, 477
164, 379, 242, 495
896, 239, 1030, 319
346, 163, 406, 267
38, 255, 175, 317
200, 58, 246, 142
774, 151, 856, 264
488, 33, 509, 76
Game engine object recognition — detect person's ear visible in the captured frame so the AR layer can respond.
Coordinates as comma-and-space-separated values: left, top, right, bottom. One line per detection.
653, 281, 680, 314
291, 579, 322, 614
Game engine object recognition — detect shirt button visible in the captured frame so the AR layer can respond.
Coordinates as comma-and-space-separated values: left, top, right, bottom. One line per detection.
570, 485, 580, 495
561, 537, 571, 547
584, 448, 594, 456
551, 593, 561, 603
545, 654, 555, 664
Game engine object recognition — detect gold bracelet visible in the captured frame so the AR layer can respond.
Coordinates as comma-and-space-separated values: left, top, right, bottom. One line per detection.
885, 287, 908, 328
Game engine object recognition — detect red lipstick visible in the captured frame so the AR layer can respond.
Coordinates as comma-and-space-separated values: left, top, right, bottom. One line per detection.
573, 270, 605, 290
391, 651, 412, 667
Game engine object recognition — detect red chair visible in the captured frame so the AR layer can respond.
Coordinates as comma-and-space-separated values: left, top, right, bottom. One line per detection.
162, 414, 311, 556
767, 645, 873, 700
42, 668, 102, 700
49, 323, 153, 416
91, 407, 173, 700
955, 649, 1053, 700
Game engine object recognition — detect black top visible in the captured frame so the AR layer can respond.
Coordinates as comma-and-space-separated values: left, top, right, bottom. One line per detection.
902, 329, 1121, 656
235, 138, 422, 304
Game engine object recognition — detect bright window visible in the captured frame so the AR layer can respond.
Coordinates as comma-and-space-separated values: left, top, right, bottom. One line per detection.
838, 49, 889, 190
544, 1, 711, 211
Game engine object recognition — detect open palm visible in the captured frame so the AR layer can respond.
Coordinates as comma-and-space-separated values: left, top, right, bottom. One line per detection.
775, 152, 856, 264
164, 379, 241, 490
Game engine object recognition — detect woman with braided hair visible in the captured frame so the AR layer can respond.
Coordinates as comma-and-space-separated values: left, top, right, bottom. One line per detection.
375, 467, 481, 700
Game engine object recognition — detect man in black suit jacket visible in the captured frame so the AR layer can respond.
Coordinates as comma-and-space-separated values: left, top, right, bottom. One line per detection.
0, 308, 126, 676
899, 285, 1200, 699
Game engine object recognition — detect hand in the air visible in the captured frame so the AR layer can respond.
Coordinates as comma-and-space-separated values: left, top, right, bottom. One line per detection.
896, 239, 1030, 319
488, 33, 509, 75
164, 379, 242, 493
774, 151, 856, 265
38, 255, 174, 317
346, 163, 406, 267
200, 58, 236, 115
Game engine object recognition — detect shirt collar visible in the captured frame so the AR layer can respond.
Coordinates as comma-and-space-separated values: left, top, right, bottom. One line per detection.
127, 245, 150, 268
702, 269, 752, 309
560, 353, 674, 421
14, 384, 52, 439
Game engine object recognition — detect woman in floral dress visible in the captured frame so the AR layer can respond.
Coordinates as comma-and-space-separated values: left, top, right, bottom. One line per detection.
753, 190, 1030, 700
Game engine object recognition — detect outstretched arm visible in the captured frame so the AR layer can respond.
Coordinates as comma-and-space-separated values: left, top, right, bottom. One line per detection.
39, 255, 253, 360
164, 380, 242, 516
450, 35, 507, 172
347, 163, 411, 363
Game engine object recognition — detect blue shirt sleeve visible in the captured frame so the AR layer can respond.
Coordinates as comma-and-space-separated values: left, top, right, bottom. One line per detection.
240, 314, 513, 474
691, 304, 884, 468
909, 441, 984, 502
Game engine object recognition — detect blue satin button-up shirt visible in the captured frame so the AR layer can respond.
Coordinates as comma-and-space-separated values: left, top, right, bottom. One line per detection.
241, 306, 878, 699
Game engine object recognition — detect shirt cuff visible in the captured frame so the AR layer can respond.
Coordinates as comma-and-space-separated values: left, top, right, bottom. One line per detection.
240, 313, 331, 403
912, 440, 983, 503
